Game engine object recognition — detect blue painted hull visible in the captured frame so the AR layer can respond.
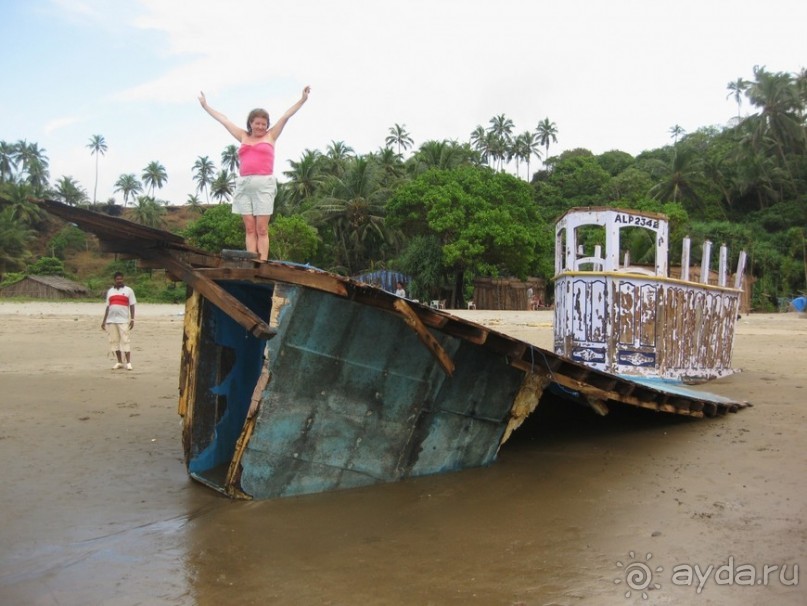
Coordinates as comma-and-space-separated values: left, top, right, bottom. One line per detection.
184, 282, 523, 499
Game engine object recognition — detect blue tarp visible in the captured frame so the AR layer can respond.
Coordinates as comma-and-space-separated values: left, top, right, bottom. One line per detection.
353, 270, 411, 294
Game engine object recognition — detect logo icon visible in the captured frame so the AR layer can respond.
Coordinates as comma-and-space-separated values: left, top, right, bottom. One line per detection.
615, 551, 663, 599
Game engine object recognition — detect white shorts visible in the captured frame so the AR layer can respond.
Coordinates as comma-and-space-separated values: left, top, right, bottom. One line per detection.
232, 175, 277, 216
107, 323, 131, 352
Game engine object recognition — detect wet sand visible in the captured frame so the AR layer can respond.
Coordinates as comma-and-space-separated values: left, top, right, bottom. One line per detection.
1, 302, 805, 605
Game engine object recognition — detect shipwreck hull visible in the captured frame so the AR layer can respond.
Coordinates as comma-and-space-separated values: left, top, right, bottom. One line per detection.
180, 281, 526, 499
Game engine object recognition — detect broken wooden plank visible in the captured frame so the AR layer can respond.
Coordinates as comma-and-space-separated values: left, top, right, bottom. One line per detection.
147, 252, 276, 339
393, 298, 455, 376
500, 370, 552, 445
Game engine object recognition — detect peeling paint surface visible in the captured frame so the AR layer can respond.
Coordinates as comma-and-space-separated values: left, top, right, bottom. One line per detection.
553, 207, 744, 382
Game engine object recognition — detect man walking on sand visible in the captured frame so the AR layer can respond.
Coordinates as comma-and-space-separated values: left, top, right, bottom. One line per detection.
101, 271, 136, 370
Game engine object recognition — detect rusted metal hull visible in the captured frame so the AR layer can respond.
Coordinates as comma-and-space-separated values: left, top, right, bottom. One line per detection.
33, 199, 752, 501
174, 264, 751, 499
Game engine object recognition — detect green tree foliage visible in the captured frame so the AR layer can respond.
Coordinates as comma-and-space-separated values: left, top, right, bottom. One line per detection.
53, 176, 89, 207
535, 150, 612, 213
0, 206, 34, 278
385, 123, 414, 156
142, 161, 167, 197
192, 155, 216, 203
48, 225, 87, 259
304, 156, 390, 274
269, 215, 319, 263
11, 140, 50, 193
210, 170, 235, 204
113, 173, 142, 208
130, 196, 166, 228
394, 235, 447, 302
388, 166, 546, 306
29, 256, 65, 276
3, 63, 805, 304
181, 204, 243, 253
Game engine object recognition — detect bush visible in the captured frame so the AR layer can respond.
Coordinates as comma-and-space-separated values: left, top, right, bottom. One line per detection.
29, 256, 65, 276
182, 204, 243, 253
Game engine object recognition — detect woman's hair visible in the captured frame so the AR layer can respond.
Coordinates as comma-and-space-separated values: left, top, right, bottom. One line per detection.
246, 108, 270, 134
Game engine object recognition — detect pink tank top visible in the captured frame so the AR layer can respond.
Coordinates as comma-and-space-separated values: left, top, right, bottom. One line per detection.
238, 142, 275, 176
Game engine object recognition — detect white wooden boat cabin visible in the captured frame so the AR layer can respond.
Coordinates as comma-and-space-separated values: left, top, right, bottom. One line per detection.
553, 207, 747, 383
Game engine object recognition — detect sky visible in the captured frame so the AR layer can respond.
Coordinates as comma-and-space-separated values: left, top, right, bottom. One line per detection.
1, 0, 805, 205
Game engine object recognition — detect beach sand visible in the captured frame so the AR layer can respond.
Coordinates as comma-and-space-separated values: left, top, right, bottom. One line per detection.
1, 301, 805, 605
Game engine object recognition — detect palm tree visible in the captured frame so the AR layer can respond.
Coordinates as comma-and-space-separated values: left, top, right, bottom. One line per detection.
0, 141, 18, 182
324, 140, 355, 177
385, 123, 414, 156
4, 181, 44, 225
0, 207, 34, 277
513, 131, 541, 180
221, 144, 239, 174
669, 124, 686, 144
284, 149, 324, 208
726, 77, 749, 121
649, 147, 705, 208
469, 126, 490, 166
141, 161, 167, 198
53, 176, 89, 207
113, 173, 142, 207
745, 65, 806, 162
14, 140, 49, 192
305, 157, 388, 273
372, 146, 405, 186
131, 196, 166, 228
192, 155, 216, 203
210, 170, 235, 204
185, 193, 205, 214
86, 134, 107, 206
487, 114, 514, 171
410, 140, 475, 173
536, 118, 558, 165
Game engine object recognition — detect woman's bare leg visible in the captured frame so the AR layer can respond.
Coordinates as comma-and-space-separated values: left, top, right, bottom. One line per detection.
256, 215, 271, 260
242, 215, 258, 254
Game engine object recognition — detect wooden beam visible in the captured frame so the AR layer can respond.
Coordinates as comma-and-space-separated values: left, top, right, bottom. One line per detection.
146, 251, 275, 340
393, 299, 455, 376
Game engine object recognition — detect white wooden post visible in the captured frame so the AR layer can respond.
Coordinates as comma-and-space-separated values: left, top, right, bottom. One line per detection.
701, 240, 712, 285
681, 237, 691, 282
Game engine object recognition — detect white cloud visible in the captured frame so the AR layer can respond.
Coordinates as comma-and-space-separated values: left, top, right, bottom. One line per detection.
44, 116, 82, 135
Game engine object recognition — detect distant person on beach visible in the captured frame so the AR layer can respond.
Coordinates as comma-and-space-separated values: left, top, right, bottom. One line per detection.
101, 271, 136, 370
198, 86, 311, 261
395, 281, 406, 298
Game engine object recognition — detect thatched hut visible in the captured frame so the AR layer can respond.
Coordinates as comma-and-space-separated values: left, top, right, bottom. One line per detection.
0, 275, 90, 299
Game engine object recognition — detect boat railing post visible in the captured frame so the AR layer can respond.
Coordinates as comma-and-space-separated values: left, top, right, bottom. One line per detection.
734, 251, 748, 290
656, 220, 669, 277
681, 237, 691, 282
701, 240, 712, 285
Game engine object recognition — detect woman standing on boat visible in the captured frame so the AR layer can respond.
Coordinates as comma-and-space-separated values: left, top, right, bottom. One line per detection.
198, 86, 310, 261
